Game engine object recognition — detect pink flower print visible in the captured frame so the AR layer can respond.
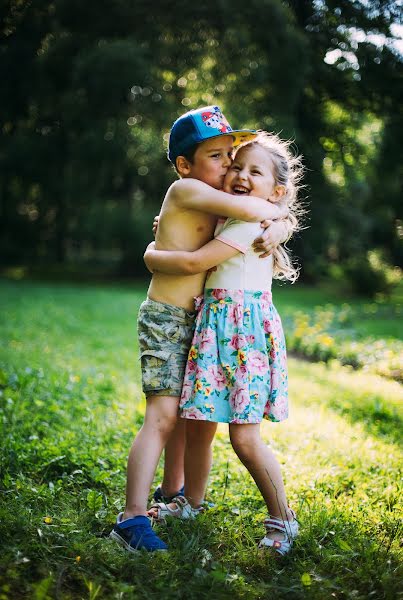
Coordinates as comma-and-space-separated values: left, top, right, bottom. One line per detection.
228, 333, 245, 350
194, 295, 204, 311
261, 291, 272, 304
195, 365, 205, 380
231, 290, 244, 303
211, 289, 227, 301
186, 360, 197, 374
229, 385, 250, 414
199, 328, 216, 352
246, 334, 255, 345
180, 381, 193, 406
248, 350, 269, 375
228, 304, 244, 326
234, 364, 248, 381
207, 364, 227, 391
263, 319, 272, 334
182, 406, 206, 420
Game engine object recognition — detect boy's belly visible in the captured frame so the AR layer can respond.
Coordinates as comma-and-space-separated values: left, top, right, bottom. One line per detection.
148, 272, 207, 311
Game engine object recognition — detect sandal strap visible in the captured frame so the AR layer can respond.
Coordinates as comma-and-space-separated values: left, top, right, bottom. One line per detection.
263, 510, 298, 538
149, 495, 203, 521
263, 518, 287, 532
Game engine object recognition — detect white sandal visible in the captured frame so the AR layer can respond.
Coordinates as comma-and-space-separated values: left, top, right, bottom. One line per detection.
148, 495, 204, 523
258, 509, 299, 556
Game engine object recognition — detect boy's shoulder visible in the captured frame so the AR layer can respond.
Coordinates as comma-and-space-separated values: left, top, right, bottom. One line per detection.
164, 178, 209, 206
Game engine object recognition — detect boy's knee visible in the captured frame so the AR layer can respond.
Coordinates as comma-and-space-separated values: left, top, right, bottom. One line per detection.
160, 414, 178, 436
145, 396, 179, 437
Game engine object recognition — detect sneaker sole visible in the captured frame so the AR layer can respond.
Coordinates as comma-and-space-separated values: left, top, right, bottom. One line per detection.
109, 530, 168, 553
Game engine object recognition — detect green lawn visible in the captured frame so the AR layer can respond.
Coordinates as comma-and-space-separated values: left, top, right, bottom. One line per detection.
0, 279, 401, 599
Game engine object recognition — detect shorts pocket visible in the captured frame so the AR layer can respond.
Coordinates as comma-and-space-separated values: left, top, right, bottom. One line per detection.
140, 349, 171, 390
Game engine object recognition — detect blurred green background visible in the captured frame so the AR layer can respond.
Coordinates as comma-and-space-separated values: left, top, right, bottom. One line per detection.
1, 0, 402, 295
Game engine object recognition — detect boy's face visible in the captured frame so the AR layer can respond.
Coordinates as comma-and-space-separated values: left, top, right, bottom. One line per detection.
185, 135, 234, 190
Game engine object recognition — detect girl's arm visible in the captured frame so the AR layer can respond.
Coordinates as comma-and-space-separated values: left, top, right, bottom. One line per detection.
170, 179, 288, 222
144, 239, 239, 275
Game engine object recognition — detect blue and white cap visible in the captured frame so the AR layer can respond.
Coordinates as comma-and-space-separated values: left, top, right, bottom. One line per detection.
168, 105, 257, 164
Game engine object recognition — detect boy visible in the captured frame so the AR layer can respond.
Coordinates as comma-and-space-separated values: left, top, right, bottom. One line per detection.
110, 105, 289, 552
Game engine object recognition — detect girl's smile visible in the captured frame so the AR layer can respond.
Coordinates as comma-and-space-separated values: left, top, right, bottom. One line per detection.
223, 145, 277, 200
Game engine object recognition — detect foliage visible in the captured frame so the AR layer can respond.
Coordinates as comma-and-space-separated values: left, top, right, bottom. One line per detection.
0, 1, 402, 290
284, 303, 403, 382
0, 279, 402, 598
273, 281, 403, 381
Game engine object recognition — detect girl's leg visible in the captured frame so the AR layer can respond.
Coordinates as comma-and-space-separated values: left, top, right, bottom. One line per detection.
160, 418, 186, 497
123, 394, 179, 519
184, 420, 218, 507
229, 423, 294, 523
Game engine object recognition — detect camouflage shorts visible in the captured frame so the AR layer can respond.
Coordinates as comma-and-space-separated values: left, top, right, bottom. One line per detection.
138, 298, 197, 397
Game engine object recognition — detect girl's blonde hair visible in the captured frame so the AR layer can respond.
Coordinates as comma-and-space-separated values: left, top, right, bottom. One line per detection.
236, 131, 306, 283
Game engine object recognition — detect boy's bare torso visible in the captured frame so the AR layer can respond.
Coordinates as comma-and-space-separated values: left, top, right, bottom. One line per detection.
147, 191, 216, 311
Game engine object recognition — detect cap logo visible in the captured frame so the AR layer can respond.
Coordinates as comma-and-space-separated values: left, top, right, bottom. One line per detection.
201, 106, 232, 134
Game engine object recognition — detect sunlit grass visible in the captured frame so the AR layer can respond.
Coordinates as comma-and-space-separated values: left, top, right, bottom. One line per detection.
0, 279, 401, 599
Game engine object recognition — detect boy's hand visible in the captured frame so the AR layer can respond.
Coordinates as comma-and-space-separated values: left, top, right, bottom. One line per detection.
152, 215, 160, 237
253, 220, 288, 258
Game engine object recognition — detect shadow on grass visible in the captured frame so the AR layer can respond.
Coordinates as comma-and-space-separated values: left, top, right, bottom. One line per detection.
302, 368, 402, 447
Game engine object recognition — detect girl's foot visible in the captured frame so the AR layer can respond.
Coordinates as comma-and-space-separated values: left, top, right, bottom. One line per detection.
148, 495, 204, 522
258, 509, 299, 556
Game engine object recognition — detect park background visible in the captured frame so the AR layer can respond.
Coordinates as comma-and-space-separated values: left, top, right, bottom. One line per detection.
0, 1, 402, 599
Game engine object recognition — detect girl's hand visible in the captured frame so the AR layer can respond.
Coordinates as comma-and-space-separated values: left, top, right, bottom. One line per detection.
252, 220, 288, 258
152, 215, 160, 236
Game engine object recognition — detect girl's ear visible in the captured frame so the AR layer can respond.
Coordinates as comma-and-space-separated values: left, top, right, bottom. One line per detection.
176, 156, 192, 177
269, 185, 286, 203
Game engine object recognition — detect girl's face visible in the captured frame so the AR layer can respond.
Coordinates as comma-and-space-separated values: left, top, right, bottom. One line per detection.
223, 144, 278, 201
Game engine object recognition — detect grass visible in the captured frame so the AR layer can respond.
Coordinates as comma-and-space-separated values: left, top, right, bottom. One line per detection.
0, 279, 402, 599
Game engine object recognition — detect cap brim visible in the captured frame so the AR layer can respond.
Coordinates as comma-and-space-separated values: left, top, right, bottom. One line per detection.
230, 130, 258, 146
196, 129, 257, 148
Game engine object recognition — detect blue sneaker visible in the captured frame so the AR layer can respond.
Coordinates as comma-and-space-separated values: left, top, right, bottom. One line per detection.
153, 485, 185, 504
109, 514, 167, 552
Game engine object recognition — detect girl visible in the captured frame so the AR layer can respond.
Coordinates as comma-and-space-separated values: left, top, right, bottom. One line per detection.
144, 132, 304, 555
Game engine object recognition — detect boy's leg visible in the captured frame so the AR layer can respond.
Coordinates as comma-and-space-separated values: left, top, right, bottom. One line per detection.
123, 394, 179, 519
148, 419, 217, 518
160, 417, 186, 498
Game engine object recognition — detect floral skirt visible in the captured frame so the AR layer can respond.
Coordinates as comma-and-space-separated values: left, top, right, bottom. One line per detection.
179, 289, 288, 424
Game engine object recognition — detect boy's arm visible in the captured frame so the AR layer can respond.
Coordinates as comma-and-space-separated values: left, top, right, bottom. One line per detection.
144, 240, 238, 275
171, 179, 288, 222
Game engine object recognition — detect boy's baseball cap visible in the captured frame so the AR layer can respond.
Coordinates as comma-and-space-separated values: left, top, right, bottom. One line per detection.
168, 105, 257, 164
